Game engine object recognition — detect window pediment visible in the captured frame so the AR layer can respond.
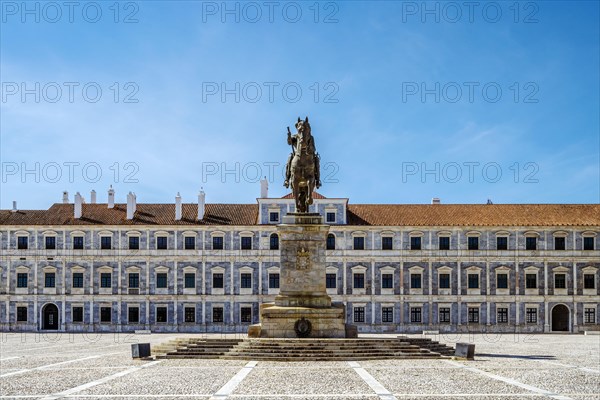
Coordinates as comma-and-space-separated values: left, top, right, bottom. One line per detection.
351, 265, 367, 272
210, 231, 225, 237
524, 231, 540, 237
495, 231, 510, 237
42, 230, 58, 236
582, 231, 597, 237
437, 266, 452, 273
466, 231, 481, 237
408, 265, 424, 272
553, 231, 568, 237
211, 266, 226, 273
126, 231, 142, 237
409, 231, 424, 237
154, 266, 169, 273
379, 266, 395, 273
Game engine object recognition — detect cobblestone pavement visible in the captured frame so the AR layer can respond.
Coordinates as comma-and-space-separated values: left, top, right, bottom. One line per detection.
0, 333, 598, 399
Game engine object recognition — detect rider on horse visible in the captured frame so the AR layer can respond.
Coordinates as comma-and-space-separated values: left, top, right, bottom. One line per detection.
284, 117, 321, 190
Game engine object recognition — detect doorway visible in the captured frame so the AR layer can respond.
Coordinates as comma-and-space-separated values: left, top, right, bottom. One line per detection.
42, 303, 59, 330
551, 304, 569, 332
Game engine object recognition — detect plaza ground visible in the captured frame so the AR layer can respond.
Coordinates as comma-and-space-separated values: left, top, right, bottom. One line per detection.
0, 333, 598, 399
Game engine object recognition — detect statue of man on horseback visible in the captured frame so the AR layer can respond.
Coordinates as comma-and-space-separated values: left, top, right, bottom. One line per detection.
284, 116, 321, 213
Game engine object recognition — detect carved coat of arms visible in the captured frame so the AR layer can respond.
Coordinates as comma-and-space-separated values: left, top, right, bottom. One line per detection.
296, 247, 311, 270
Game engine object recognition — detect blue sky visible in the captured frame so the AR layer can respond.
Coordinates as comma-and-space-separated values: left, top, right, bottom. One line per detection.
1, 1, 599, 209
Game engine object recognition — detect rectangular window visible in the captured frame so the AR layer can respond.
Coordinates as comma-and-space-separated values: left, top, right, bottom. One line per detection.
382, 237, 393, 250
467, 274, 479, 289
410, 236, 421, 250
439, 273, 450, 289
584, 308, 596, 324
100, 273, 112, 288
439, 236, 450, 250
241, 273, 252, 289
17, 273, 28, 288
526, 308, 537, 323
353, 273, 365, 289
410, 273, 422, 289
156, 236, 167, 250
584, 274, 595, 289
17, 236, 28, 250
156, 307, 167, 323
326, 235, 336, 250
100, 236, 111, 250
72, 306, 83, 323
554, 237, 565, 250
241, 307, 252, 323
73, 236, 84, 250
496, 236, 508, 250
353, 307, 365, 323
17, 306, 27, 322
497, 273, 508, 289
212, 307, 224, 323
468, 236, 479, 250
410, 307, 422, 323
526, 237, 537, 250
353, 237, 365, 250
497, 308, 508, 323
439, 307, 450, 323
468, 307, 479, 323
241, 236, 252, 250
326, 273, 336, 289
269, 212, 279, 223
128, 307, 139, 323
213, 273, 224, 289
269, 273, 280, 289
185, 307, 195, 323
554, 274, 566, 289
382, 307, 393, 323
72, 273, 84, 288
583, 237, 594, 250
270, 234, 279, 250
212, 236, 224, 250
45, 236, 56, 250
184, 236, 196, 250
381, 273, 393, 289
156, 273, 168, 289
45, 272, 56, 288
525, 273, 537, 289
100, 307, 111, 323
129, 236, 139, 250
184, 273, 195, 289
128, 273, 140, 288
326, 212, 336, 223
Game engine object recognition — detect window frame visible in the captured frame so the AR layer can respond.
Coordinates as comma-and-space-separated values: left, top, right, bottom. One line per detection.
381, 306, 393, 323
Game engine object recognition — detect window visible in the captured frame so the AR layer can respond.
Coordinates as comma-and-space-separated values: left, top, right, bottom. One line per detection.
439, 236, 450, 250
212, 236, 224, 250
326, 234, 336, 250
128, 307, 139, 323
525, 273, 537, 289
496, 237, 508, 250
45, 236, 56, 250
353, 273, 365, 289
72, 273, 84, 288
241, 236, 252, 250
270, 233, 279, 250
497, 273, 508, 289
100, 307, 111, 323
353, 236, 364, 250
468, 237, 479, 250
410, 273, 422, 289
467, 274, 479, 289
468, 307, 479, 323
326, 273, 336, 289
212, 307, 224, 323
100, 236, 111, 250
156, 236, 167, 250
17, 306, 27, 322
185, 307, 195, 323
241, 307, 252, 323
184, 273, 195, 289
45, 272, 56, 288
156, 273, 168, 289
410, 307, 422, 323
17, 273, 28, 288
72, 306, 83, 323
129, 236, 139, 250
526, 308, 537, 323
241, 273, 252, 289
554, 274, 566, 289
353, 307, 365, 323
128, 273, 140, 288
410, 236, 421, 250
326, 212, 336, 223
439, 273, 450, 289
439, 307, 450, 323
213, 273, 224, 289
381, 273, 393, 289
156, 307, 167, 323
269, 273, 280, 289
554, 237, 565, 250
382, 307, 393, 323
184, 236, 195, 250
497, 308, 508, 323
584, 274, 595, 289
269, 212, 279, 223
17, 236, 28, 250
584, 308, 596, 324
583, 237, 594, 250
73, 236, 84, 250
100, 273, 111, 288
526, 237, 537, 250
382, 237, 393, 250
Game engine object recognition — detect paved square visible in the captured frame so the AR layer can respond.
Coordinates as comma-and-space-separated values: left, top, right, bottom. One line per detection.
0, 333, 598, 399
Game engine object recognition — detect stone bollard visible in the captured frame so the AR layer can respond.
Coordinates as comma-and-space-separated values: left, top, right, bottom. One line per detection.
455, 343, 475, 360
131, 343, 151, 359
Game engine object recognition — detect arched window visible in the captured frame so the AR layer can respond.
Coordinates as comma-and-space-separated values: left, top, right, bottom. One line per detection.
327, 234, 336, 250
270, 233, 279, 250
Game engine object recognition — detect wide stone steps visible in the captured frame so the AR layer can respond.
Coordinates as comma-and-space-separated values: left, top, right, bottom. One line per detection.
397, 336, 456, 356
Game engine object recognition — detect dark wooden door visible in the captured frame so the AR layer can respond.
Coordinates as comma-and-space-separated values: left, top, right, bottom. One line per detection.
552, 304, 569, 331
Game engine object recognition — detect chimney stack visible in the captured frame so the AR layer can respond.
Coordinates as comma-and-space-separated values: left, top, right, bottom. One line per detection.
108, 186, 115, 208
11, 201, 17, 213
62, 191, 69, 204
90, 190, 97, 204
198, 189, 205, 221
431, 197, 441, 205
260, 177, 269, 198
175, 192, 182, 221
74, 192, 83, 218
126, 192, 136, 220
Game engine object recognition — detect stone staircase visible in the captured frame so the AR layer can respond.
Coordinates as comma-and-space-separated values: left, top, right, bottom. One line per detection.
154, 338, 243, 359
397, 336, 456, 356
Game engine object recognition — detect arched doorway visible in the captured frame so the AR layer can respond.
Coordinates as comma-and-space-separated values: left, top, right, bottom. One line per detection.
42, 303, 59, 330
551, 304, 570, 332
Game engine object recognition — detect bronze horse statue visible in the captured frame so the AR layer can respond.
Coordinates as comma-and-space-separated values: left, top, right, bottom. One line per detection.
284, 117, 321, 213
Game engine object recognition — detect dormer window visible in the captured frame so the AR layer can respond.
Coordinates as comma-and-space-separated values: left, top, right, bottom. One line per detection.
326, 212, 336, 223
269, 211, 280, 223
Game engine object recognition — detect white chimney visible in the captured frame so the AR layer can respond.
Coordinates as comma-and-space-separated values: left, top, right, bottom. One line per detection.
11, 201, 17, 213
74, 192, 83, 218
90, 190, 97, 204
126, 192, 136, 220
175, 192, 182, 221
431, 197, 441, 205
198, 189, 205, 221
132, 192, 137, 214
108, 186, 115, 208
260, 177, 269, 198
62, 191, 69, 204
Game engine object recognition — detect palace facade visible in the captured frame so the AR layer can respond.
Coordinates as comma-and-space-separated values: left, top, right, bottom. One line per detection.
1, 186, 599, 334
